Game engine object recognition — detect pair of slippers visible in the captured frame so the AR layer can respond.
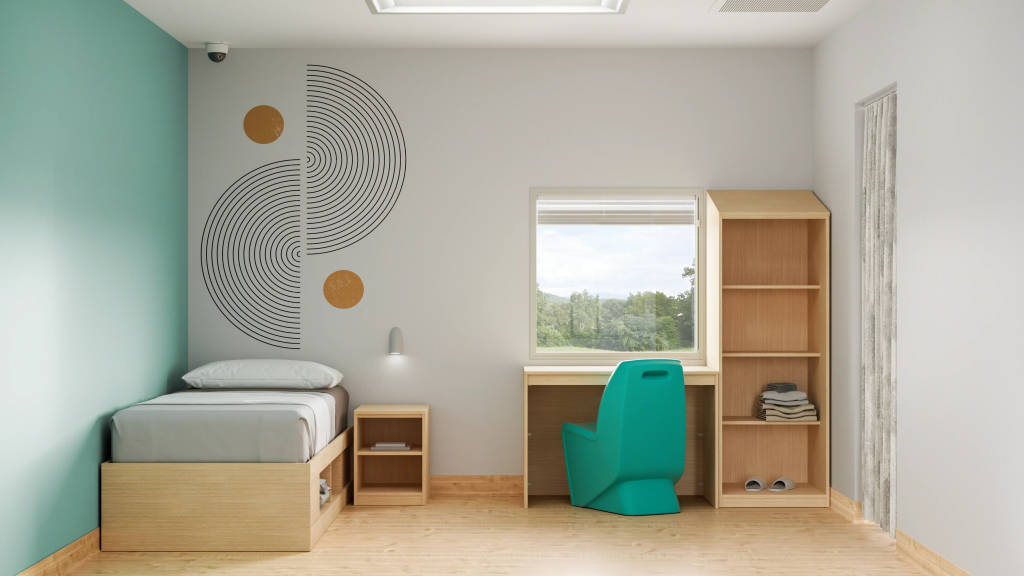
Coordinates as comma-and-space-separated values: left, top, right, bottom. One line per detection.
744, 477, 794, 492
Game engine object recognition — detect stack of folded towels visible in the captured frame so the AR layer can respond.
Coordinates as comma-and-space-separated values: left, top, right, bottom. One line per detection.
758, 382, 818, 422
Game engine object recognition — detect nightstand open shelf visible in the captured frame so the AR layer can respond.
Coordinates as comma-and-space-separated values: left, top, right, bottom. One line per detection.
353, 405, 430, 506
356, 448, 424, 456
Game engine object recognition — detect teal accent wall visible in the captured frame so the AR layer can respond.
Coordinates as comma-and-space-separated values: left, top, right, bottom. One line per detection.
0, 1, 186, 573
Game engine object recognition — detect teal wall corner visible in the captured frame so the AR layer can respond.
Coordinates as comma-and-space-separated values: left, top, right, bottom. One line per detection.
0, 1, 187, 573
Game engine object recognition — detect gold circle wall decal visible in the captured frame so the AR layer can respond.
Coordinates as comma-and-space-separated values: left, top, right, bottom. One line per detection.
323, 270, 364, 309
244, 105, 284, 144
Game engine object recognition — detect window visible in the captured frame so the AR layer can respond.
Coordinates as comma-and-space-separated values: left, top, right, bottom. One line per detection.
530, 189, 704, 363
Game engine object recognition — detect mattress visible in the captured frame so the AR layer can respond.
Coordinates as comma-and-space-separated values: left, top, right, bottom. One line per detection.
111, 386, 349, 463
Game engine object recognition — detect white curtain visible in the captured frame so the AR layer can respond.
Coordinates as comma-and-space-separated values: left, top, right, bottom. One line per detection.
860, 91, 897, 536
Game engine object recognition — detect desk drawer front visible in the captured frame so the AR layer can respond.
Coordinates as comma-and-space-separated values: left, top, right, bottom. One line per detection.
528, 374, 609, 387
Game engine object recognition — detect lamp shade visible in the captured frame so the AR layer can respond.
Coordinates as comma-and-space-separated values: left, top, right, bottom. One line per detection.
388, 326, 404, 355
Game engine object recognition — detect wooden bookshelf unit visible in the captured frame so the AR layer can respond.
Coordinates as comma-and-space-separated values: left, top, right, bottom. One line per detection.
353, 405, 430, 506
707, 190, 830, 508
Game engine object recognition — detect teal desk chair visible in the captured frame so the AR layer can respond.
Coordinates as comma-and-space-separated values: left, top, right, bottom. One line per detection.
561, 359, 686, 515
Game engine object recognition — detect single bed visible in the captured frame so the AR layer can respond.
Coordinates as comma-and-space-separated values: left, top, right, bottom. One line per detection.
102, 386, 352, 552
111, 387, 349, 463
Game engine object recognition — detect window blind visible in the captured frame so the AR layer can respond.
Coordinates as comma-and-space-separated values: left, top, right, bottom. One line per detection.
536, 198, 698, 225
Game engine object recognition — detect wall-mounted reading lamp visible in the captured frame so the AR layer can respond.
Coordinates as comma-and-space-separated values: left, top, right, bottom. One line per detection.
388, 327, 404, 355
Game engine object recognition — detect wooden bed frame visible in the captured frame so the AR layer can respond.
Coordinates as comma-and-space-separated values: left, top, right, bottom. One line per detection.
100, 426, 352, 551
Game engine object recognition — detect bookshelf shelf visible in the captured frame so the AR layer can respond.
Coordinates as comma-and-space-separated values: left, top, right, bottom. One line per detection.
723, 352, 821, 358
723, 285, 821, 290
720, 482, 828, 507
723, 416, 820, 426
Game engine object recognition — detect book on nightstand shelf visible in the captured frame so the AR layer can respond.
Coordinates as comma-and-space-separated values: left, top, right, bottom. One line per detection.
370, 441, 411, 451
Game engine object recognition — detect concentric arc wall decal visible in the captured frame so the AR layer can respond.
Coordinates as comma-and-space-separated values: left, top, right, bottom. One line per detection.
305, 64, 407, 255
201, 65, 406, 348
201, 159, 302, 349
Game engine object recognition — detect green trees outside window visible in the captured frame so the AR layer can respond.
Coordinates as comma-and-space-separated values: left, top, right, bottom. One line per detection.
537, 265, 696, 352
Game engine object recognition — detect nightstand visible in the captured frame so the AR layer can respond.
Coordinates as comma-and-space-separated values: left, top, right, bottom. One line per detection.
353, 404, 430, 505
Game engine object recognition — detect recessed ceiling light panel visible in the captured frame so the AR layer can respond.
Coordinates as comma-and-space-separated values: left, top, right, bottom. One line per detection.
368, 0, 627, 14
713, 0, 831, 12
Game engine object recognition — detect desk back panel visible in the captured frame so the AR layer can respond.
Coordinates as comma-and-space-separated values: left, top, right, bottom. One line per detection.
527, 383, 713, 499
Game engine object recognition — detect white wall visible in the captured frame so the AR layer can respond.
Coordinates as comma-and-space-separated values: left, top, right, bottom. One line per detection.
189, 48, 813, 474
814, 1, 1024, 573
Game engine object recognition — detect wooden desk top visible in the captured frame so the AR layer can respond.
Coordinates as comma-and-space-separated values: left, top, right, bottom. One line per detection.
523, 365, 718, 376
523, 366, 718, 387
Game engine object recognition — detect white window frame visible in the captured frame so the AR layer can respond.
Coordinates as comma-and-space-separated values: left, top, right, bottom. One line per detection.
529, 187, 706, 365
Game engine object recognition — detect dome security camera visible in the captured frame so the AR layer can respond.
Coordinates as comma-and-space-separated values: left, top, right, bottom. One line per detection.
206, 42, 229, 63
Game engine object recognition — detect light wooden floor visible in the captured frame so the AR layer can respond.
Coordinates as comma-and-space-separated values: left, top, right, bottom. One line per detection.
72, 496, 928, 575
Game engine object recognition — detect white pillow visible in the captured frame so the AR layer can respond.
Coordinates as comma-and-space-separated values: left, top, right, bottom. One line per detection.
183, 359, 343, 389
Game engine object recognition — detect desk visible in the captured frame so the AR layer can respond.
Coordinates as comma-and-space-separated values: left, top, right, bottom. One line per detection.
523, 366, 720, 508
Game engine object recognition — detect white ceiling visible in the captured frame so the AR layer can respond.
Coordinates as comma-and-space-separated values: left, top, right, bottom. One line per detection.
125, 0, 873, 48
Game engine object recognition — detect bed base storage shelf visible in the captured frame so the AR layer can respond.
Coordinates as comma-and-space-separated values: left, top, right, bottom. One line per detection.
100, 426, 351, 551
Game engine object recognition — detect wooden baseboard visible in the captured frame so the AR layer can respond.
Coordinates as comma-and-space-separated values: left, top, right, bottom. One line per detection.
896, 531, 971, 576
430, 475, 523, 496
829, 487, 866, 523
828, 489, 970, 576
17, 528, 99, 576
